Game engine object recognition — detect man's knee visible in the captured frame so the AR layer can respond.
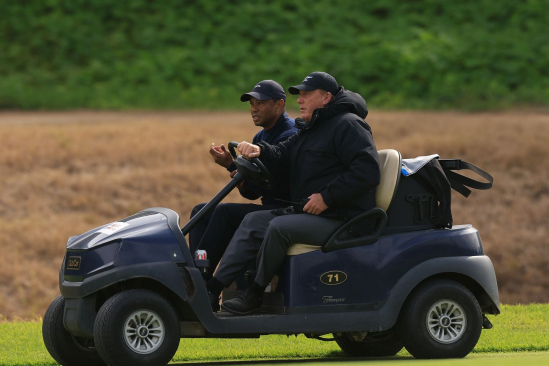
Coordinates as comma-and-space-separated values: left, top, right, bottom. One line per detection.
266, 216, 290, 238
237, 210, 274, 233
213, 203, 234, 218
241, 210, 264, 224
191, 203, 206, 218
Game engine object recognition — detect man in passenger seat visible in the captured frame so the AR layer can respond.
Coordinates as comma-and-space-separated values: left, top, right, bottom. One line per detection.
205, 72, 381, 315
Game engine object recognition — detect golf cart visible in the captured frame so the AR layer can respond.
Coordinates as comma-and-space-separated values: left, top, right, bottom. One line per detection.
42, 142, 499, 366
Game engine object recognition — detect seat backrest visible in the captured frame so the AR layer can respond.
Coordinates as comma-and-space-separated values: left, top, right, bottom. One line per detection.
376, 149, 401, 211
286, 149, 401, 256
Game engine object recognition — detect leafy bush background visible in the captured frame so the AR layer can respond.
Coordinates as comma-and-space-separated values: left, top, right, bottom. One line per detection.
1, 0, 548, 110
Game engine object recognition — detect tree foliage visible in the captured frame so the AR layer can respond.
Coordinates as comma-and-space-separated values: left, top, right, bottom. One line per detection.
1, 0, 548, 109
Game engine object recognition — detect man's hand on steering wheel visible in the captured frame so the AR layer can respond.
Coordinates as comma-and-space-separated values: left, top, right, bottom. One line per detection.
230, 140, 272, 190
237, 141, 261, 159
303, 193, 328, 215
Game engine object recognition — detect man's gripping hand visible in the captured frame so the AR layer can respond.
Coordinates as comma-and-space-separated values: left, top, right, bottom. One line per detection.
303, 193, 328, 215
237, 141, 261, 159
209, 143, 233, 168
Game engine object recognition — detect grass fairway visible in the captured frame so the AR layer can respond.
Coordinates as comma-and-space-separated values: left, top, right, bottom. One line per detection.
1, 304, 548, 365
249, 352, 549, 366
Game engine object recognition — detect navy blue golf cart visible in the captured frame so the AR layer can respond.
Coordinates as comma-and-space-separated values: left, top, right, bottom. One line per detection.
42, 143, 499, 366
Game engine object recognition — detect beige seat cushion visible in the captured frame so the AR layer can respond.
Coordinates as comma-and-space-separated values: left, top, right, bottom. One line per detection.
286, 244, 322, 256
286, 149, 401, 256
375, 149, 401, 211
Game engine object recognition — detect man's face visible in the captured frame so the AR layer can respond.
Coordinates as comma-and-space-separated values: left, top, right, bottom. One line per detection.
249, 98, 281, 128
296, 89, 331, 122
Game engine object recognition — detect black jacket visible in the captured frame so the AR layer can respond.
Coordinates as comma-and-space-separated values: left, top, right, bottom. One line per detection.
257, 88, 380, 233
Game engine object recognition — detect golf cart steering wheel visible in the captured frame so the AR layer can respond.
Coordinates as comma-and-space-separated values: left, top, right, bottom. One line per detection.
228, 141, 273, 186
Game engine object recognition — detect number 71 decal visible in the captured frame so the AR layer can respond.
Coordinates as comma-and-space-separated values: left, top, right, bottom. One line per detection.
320, 270, 348, 285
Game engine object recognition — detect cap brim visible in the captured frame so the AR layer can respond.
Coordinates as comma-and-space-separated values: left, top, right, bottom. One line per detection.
288, 84, 317, 95
240, 92, 272, 102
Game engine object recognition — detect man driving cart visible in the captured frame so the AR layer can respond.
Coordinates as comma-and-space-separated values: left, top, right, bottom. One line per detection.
189, 80, 296, 304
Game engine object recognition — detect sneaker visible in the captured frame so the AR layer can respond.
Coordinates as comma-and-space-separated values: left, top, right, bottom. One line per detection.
221, 289, 263, 315
208, 291, 220, 312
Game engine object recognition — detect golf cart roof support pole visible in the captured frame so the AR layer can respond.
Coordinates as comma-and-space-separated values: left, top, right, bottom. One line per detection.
181, 172, 245, 236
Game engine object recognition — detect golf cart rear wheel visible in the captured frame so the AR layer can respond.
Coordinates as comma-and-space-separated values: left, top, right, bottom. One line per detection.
94, 289, 180, 366
400, 279, 482, 359
335, 332, 403, 357
42, 295, 106, 366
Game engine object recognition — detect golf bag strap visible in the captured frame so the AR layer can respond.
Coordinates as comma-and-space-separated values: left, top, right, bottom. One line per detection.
438, 159, 493, 198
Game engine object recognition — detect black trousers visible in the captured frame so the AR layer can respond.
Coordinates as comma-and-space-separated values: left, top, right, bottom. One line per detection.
214, 211, 344, 287
188, 202, 278, 273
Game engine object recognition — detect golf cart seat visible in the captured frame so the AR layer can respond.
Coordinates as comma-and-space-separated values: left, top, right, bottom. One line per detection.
287, 149, 401, 256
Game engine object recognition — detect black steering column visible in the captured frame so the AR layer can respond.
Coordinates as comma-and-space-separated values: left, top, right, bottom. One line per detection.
181, 141, 272, 235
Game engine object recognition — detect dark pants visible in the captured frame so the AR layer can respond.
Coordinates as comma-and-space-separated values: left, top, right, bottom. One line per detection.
214, 211, 344, 287
189, 202, 278, 274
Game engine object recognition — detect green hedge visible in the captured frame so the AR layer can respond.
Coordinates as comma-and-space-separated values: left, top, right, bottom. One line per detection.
1, 0, 548, 110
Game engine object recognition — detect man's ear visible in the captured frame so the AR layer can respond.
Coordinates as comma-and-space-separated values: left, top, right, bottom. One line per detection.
277, 99, 285, 113
323, 92, 333, 105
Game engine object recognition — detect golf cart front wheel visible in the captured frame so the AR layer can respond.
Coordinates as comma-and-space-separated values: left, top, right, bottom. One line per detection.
42, 295, 106, 366
400, 279, 482, 359
94, 289, 180, 366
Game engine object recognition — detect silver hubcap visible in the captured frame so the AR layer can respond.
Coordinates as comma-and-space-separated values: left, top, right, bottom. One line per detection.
124, 310, 165, 354
426, 300, 467, 344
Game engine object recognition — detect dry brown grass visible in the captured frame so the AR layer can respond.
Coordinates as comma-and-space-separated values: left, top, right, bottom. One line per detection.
0, 110, 547, 319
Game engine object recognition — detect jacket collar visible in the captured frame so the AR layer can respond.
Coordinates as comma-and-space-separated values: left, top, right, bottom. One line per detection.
295, 91, 348, 131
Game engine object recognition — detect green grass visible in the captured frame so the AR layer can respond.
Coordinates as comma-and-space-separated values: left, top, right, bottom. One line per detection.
1, 304, 548, 366
255, 353, 549, 366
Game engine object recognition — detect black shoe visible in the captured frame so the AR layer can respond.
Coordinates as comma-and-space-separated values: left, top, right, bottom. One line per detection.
221, 289, 263, 315
208, 291, 220, 312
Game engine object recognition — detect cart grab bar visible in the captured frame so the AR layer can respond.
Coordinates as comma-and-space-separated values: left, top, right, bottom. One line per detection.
322, 208, 388, 253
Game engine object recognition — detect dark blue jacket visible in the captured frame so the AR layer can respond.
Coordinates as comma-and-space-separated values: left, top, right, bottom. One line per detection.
227, 112, 297, 205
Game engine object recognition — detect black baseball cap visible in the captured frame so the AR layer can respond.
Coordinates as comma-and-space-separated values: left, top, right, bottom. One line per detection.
288, 72, 339, 95
240, 80, 286, 102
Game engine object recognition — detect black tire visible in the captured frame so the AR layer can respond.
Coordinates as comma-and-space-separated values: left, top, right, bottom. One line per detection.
335, 332, 403, 357
94, 289, 180, 366
42, 295, 106, 366
400, 279, 482, 359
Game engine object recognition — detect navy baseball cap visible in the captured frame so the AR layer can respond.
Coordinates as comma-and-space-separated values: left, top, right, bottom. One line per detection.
240, 80, 286, 102
288, 72, 339, 95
